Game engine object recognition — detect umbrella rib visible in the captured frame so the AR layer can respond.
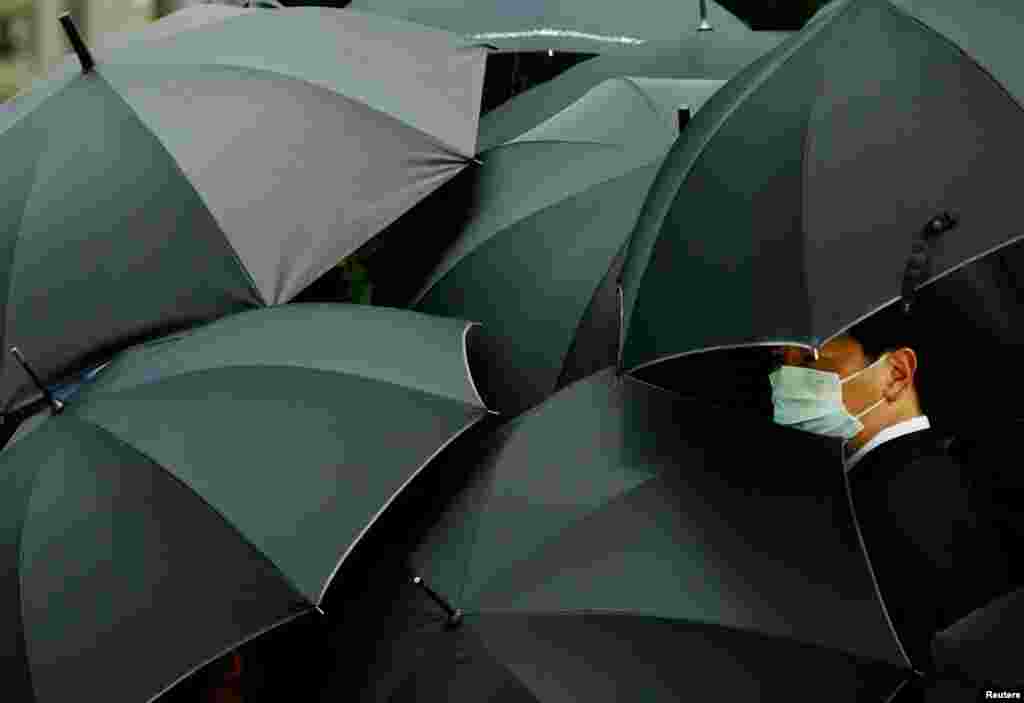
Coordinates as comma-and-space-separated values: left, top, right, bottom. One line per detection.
619, 0, 861, 370
882, 2, 1024, 119
1, 128, 63, 412
411, 143, 653, 307
69, 416, 310, 604
316, 412, 488, 605
88, 73, 266, 305
470, 607, 912, 667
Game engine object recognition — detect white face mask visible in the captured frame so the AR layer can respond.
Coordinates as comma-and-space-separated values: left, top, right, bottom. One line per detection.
768, 353, 888, 440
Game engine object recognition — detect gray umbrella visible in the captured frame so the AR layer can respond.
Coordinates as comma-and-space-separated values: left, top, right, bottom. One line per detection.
0, 5, 486, 411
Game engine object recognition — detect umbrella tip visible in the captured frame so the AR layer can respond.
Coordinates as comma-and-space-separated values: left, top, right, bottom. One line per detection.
678, 107, 691, 132
697, 0, 713, 31
59, 13, 96, 74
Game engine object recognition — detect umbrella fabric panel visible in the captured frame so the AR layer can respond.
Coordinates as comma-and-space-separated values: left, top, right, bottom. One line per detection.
352, 583, 906, 702
1, 416, 304, 703
509, 77, 723, 158
70, 364, 485, 603
2, 73, 261, 410
470, 613, 907, 702
102, 62, 471, 303
416, 162, 661, 416
478, 31, 785, 150
346, 0, 749, 53
621, 0, 1024, 369
891, 0, 1024, 110
84, 7, 488, 158
72, 304, 487, 410
412, 369, 906, 668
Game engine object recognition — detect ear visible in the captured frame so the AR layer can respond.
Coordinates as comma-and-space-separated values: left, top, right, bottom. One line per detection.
883, 347, 917, 401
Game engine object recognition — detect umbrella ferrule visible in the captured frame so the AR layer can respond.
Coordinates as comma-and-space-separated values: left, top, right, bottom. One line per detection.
9, 347, 63, 415
411, 574, 463, 628
59, 13, 95, 74
697, 0, 713, 31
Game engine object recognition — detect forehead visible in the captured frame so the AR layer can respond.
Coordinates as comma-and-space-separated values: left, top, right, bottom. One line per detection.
820, 335, 863, 358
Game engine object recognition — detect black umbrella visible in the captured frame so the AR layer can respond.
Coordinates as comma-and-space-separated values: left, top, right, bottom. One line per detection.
322, 368, 914, 702
618, 0, 1024, 374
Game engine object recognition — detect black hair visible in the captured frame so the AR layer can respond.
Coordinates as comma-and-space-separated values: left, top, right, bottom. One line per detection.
846, 307, 926, 411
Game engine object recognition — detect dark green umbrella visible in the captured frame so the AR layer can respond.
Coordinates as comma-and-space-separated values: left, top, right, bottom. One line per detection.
328, 368, 913, 702
413, 77, 723, 417
478, 27, 786, 150
343, 0, 749, 53
0, 4, 486, 412
812, 0, 1024, 111
618, 0, 1024, 373
0, 303, 492, 703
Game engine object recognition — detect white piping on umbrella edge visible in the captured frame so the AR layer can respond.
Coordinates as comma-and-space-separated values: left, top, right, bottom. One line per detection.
822, 231, 1024, 347
841, 464, 916, 672
315, 411, 489, 605
146, 608, 311, 703
462, 321, 496, 414
624, 340, 818, 375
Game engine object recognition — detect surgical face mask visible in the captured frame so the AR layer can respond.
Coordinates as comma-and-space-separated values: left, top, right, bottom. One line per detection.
768, 353, 888, 440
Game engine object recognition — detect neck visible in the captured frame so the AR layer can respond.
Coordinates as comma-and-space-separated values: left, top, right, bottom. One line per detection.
847, 403, 922, 451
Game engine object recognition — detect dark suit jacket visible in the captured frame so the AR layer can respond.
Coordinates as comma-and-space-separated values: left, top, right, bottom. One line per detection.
847, 427, 1022, 675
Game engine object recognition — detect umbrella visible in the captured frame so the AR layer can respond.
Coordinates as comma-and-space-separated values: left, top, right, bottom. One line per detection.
342, 0, 751, 53
811, 0, 1024, 112
932, 587, 1024, 689
478, 27, 787, 150
0, 4, 487, 412
324, 368, 913, 702
411, 76, 724, 417
618, 0, 1024, 374
0, 303, 492, 703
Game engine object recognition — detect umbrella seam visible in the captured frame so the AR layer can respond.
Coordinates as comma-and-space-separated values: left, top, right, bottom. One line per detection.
316, 411, 488, 604
618, 76, 675, 129
81, 361, 488, 411
412, 144, 660, 307
14, 458, 48, 703
467, 607, 912, 667
88, 72, 265, 306
882, 1, 1024, 119
620, 0, 861, 370
66, 415, 311, 604
1, 119, 52, 414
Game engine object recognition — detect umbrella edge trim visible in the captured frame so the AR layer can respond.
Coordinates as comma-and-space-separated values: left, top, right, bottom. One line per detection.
146, 608, 312, 703
315, 411, 488, 604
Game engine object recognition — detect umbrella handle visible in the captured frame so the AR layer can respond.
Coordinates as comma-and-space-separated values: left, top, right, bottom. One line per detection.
901, 212, 958, 314
410, 575, 463, 628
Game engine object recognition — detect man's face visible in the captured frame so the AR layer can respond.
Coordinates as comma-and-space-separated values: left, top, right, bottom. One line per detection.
771, 335, 882, 417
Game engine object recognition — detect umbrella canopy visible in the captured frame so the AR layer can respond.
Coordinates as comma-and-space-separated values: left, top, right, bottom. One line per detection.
413, 77, 724, 417
0, 4, 486, 411
478, 28, 786, 150
0, 303, 491, 703
334, 368, 912, 702
343, 0, 749, 53
932, 587, 1024, 688
618, 0, 1024, 373
812, 0, 1024, 111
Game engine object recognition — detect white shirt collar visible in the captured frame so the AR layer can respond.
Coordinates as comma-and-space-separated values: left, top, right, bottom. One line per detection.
844, 415, 931, 473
